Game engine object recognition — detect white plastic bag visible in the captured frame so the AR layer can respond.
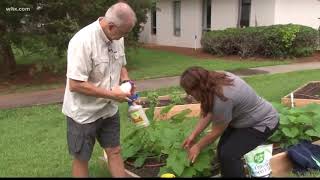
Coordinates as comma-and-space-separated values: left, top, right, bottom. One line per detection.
244, 144, 273, 177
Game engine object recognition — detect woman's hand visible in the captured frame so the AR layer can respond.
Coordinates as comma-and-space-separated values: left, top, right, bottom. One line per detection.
182, 135, 194, 150
187, 144, 201, 163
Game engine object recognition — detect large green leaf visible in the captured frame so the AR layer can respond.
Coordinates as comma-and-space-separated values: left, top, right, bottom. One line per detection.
180, 167, 197, 177
305, 129, 320, 138
160, 104, 175, 115
281, 127, 299, 138
301, 103, 320, 114
279, 114, 290, 125
133, 154, 148, 168
287, 115, 298, 123
170, 109, 192, 124
166, 152, 185, 176
268, 131, 282, 142
121, 144, 141, 159
193, 153, 211, 172
295, 115, 313, 125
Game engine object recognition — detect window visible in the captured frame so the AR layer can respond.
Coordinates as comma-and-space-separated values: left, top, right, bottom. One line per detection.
151, 5, 157, 35
173, 0, 181, 36
239, 0, 251, 28
202, 0, 211, 32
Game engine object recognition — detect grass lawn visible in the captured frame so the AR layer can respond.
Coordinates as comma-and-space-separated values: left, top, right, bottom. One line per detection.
140, 69, 320, 103
1, 69, 320, 177
15, 48, 289, 80
126, 48, 289, 80
2, 47, 289, 95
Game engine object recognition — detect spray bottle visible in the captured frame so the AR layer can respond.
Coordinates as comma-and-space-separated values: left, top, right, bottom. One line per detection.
119, 81, 150, 128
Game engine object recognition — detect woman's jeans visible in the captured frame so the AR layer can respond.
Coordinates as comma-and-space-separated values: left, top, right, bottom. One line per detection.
217, 123, 279, 177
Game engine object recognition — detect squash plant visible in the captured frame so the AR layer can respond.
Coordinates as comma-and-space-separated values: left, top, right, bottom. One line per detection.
121, 92, 216, 177
267, 103, 320, 148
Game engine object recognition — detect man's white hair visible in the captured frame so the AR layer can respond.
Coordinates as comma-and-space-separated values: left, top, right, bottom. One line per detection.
104, 2, 137, 27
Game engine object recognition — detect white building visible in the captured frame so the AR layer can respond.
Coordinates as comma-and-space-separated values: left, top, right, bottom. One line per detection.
139, 0, 320, 49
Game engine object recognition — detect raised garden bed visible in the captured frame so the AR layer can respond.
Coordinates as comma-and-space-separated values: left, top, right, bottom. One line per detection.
138, 94, 200, 120
282, 81, 320, 107
99, 93, 320, 177
269, 140, 320, 177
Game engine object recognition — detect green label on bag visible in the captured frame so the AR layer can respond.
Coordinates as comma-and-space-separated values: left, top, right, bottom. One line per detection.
254, 152, 265, 164
244, 144, 273, 177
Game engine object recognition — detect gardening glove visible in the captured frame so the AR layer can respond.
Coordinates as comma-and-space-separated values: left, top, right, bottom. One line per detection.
188, 144, 200, 164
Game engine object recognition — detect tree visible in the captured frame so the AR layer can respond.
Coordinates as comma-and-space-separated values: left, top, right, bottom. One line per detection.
0, 0, 153, 75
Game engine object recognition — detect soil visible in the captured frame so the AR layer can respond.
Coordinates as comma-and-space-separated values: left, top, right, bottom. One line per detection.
124, 154, 168, 177
293, 82, 320, 100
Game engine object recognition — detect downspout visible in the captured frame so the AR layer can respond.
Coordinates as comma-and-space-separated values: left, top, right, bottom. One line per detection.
237, 0, 241, 28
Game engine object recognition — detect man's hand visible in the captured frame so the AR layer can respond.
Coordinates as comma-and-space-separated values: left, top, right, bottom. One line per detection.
130, 81, 137, 95
187, 144, 201, 164
110, 85, 132, 102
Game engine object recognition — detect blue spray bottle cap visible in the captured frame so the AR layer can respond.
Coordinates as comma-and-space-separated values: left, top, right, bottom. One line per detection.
128, 93, 139, 106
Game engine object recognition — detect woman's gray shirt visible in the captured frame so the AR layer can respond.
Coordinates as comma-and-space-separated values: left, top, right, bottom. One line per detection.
212, 72, 279, 132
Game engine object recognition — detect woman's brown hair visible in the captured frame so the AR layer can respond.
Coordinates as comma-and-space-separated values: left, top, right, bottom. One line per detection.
180, 66, 234, 117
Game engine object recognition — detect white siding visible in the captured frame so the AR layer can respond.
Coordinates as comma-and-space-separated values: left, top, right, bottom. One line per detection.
274, 0, 320, 30
156, 0, 203, 48
250, 0, 276, 27
211, 0, 238, 30
138, 0, 320, 48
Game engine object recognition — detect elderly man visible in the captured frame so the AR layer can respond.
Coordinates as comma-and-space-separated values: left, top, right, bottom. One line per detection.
62, 2, 136, 177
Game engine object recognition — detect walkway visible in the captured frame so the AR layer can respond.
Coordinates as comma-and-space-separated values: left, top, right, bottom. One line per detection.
1, 62, 320, 109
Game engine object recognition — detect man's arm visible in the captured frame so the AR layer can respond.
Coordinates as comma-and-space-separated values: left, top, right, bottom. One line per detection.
69, 79, 130, 102
120, 66, 130, 83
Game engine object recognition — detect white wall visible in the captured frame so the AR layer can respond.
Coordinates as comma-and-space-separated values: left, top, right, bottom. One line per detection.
211, 0, 238, 30
274, 0, 320, 30
155, 0, 203, 48
138, 0, 320, 48
250, 0, 276, 27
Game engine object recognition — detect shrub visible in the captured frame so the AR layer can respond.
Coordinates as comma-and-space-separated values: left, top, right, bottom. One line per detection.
201, 24, 319, 58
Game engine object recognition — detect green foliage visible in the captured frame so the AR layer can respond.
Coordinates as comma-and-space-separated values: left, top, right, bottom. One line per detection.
121, 98, 215, 177
201, 24, 319, 58
0, 0, 153, 72
144, 91, 159, 122
267, 103, 320, 148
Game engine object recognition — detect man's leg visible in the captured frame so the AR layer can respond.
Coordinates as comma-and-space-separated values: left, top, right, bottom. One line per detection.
72, 158, 89, 177
104, 146, 127, 177
98, 111, 127, 177
66, 116, 96, 177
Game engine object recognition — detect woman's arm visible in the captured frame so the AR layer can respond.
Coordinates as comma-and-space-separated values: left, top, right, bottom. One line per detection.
182, 113, 213, 149
187, 122, 228, 163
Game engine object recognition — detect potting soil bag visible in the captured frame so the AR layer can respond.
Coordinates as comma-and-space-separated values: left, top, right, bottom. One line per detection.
244, 144, 273, 177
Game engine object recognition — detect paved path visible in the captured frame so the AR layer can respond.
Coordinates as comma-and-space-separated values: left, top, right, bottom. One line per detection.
1, 62, 320, 109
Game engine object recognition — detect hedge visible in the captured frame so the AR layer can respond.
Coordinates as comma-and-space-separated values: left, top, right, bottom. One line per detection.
201, 24, 319, 58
